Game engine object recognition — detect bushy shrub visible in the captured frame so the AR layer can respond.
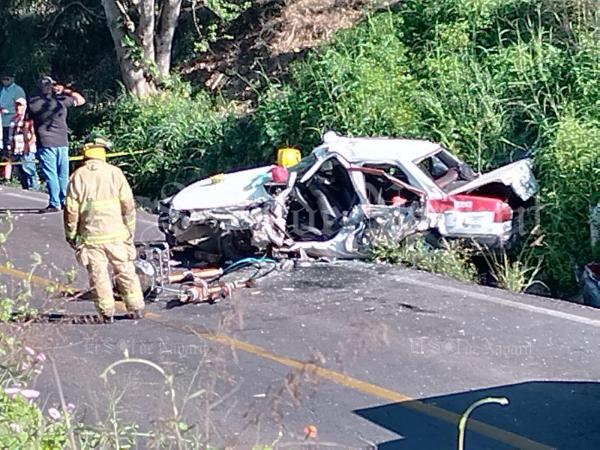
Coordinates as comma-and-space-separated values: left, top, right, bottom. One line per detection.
370, 237, 477, 283
254, 12, 421, 154
534, 115, 600, 289
0, 392, 69, 449
95, 84, 226, 197
0, 335, 73, 449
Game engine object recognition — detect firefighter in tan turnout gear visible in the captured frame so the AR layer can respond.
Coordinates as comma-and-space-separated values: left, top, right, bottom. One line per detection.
64, 137, 145, 322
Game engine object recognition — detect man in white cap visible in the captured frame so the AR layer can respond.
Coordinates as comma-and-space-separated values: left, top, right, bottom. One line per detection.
0, 73, 26, 174
8, 97, 39, 190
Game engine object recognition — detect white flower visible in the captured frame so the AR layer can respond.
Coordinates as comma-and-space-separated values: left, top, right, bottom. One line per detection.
9, 423, 22, 433
4, 387, 21, 396
48, 408, 61, 420
66, 403, 75, 413
19, 389, 39, 400
36, 353, 46, 362
24, 346, 35, 356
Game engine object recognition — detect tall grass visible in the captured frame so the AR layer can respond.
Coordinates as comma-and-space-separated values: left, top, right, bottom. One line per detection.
370, 236, 477, 284
253, 12, 421, 153
94, 84, 225, 197
535, 115, 600, 289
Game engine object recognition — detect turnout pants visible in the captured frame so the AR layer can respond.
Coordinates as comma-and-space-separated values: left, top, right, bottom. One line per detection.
77, 240, 144, 316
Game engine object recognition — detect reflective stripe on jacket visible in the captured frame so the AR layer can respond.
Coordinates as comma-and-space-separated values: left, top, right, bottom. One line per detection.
64, 159, 136, 245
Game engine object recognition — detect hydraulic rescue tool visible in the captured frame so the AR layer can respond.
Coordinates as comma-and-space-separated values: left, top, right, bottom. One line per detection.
133, 242, 268, 304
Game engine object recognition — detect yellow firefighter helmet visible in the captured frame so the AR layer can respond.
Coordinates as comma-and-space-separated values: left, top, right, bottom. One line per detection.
82, 136, 112, 161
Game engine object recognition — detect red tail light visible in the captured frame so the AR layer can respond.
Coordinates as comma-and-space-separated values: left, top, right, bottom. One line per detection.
494, 202, 513, 223
427, 198, 454, 213
428, 195, 513, 223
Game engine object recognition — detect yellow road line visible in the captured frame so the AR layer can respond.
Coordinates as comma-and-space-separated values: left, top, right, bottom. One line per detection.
143, 315, 552, 449
4, 267, 552, 449
0, 265, 68, 291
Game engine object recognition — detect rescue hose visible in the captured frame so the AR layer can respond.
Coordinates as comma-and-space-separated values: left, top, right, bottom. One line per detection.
176, 257, 276, 304
218, 256, 278, 284
222, 257, 277, 275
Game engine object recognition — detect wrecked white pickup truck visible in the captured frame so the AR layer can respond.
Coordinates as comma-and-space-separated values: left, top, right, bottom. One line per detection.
159, 132, 538, 260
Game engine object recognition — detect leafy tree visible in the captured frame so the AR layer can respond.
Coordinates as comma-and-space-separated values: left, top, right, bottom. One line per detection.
0, 0, 119, 94
101, 0, 251, 96
0, 0, 251, 97
101, 0, 182, 96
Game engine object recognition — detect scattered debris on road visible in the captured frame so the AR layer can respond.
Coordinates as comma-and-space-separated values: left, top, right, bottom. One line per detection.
133, 241, 276, 305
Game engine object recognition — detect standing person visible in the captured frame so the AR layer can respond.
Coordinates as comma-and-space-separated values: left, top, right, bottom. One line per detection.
0, 73, 26, 180
64, 137, 145, 323
28, 76, 85, 212
0, 73, 26, 151
8, 98, 39, 190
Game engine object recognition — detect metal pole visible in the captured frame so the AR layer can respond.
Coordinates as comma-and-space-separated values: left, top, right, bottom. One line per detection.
457, 397, 509, 450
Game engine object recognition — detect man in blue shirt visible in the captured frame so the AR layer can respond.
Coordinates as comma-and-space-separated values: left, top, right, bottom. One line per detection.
0, 73, 26, 154
28, 76, 86, 212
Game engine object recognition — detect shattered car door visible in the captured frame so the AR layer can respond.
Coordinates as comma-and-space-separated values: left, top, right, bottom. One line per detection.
284, 154, 364, 257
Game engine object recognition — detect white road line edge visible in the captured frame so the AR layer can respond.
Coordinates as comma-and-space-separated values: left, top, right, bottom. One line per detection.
5, 191, 47, 204
4, 192, 157, 227
395, 275, 600, 328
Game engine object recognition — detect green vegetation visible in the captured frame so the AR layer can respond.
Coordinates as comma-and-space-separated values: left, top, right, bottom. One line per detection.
252, 12, 422, 152
535, 116, 600, 288
370, 237, 477, 284
0, 391, 70, 449
96, 0, 598, 293
489, 251, 544, 294
95, 85, 225, 196
0, 335, 72, 449
480, 246, 546, 293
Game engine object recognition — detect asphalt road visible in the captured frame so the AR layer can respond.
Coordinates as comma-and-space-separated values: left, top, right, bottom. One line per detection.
1, 184, 599, 449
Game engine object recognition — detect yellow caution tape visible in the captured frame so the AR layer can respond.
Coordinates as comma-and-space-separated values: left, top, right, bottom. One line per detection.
0, 150, 147, 167
68, 150, 146, 161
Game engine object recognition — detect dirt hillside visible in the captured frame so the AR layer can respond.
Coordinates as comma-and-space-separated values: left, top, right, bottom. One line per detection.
180, 0, 398, 100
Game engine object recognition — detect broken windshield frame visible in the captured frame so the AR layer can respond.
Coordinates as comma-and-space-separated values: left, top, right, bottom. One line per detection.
287, 154, 318, 178
416, 149, 477, 192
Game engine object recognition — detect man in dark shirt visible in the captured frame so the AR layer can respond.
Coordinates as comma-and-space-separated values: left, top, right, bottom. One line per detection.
28, 76, 85, 212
